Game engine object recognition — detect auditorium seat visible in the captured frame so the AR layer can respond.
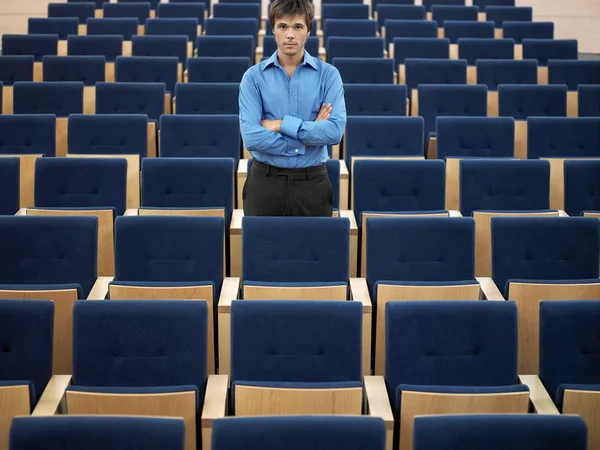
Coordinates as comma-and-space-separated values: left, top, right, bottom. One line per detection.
0, 56, 34, 113
2, 35, 60, 81
323, 18, 378, 44
326, 36, 385, 62
196, 35, 255, 61
204, 18, 259, 50
578, 85, 600, 117
548, 60, 600, 116
86, 17, 139, 41
564, 160, 600, 217
394, 38, 449, 83
385, 20, 438, 56
502, 21, 553, 58
432, 5, 478, 37
333, 57, 395, 84
145, 17, 199, 54
522, 39, 578, 84
157, 2, 206, 31
213, 3, 261, 22
173, 82, 239, 115
458, 38, 516, 83
0, 158, 20, 215
485, 6, 532, 37
376, 3, 425, 29
187, 56, 251, 83
103, 2, 151, 35
132, 35, 189, 74
48, 2, 95, 35
67, 35, 123, 81
28, 18, 79, 41
67, 0, 108, 18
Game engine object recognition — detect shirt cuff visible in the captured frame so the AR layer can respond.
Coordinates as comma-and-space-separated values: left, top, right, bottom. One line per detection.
280, 115, 303, 140
283, 136, 306, 156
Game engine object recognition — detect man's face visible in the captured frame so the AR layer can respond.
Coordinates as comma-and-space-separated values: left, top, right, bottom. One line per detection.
273, 15, 310, 57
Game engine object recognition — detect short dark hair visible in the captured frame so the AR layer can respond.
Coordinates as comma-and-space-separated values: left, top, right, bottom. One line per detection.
269, 0, 314, 33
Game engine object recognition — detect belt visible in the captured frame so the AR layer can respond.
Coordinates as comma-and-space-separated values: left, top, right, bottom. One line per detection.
251, 159, 328, 176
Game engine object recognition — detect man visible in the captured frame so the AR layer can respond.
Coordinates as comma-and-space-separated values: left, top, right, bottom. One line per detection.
239, 0, 346, 216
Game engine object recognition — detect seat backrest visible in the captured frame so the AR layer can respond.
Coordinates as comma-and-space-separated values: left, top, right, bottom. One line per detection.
526, 117, 600, 159
0, 114, 56, 156
67, 0, 107, 8
459, 159, 550, 216
431, 5, 478, 26
475, 59, 538, 91
413, 415, 587, 450
405, 58, 467, 91
34, 157, 128, 215
145, 17, 199, 44
393, 38, 449, 68
67, 35, 124, 62
418, 84, 488, 133
114, 216, 224, 290
444, 20, 495, 43
68, 113, 148, 157
42, 55, 106, 86
86, 18, 139, 41
48, 2, 95, 24
422, 0, 464, 12
344, 83, 407, 116
375, 2, 423, 25
579, 85, 600, 117
157, 2, 205, 26
103, 2, 151, 21
548, 60, 600, 91
0, 299, 53, 404
196, 35, 254, 59
212, 416, 386, 450
564, 160, 600, 216
213, 3, 260, 21
333, 57, 394, 84
187, 56, 250, 83
159, 114, 240, 160
353, 159, 445, 221
385, 300, 518, 408
230, 300, 362, 383
502, 21, 553, 43
385, 20, 437, 45
326, 37, 385, 61
10, 416, 186, 450
13, 81, 84, 116
242, 217, 350, 282
1, 35, 58, 62
522, 39, 578, 67
473, 0, 515, 7
95, 81, 165, 120
262, 36, 319, 59
118, 0, 159, 8
539, 300, 600, 404
491, 216, 600, 293
0, 55, 34, 86
323, 19, 378, 39
436, 116, 514, 159
204, 18, 258, 48
0, 216, 98, 297
345, 116, 423, 165
73, 300, 208, 389
174, 82, 239, 115
131, 35, 188, 63
498, 84, 567, 120
0, 158, 20, 215
115, 56, 179, 93
458, 38, 515, 65
28, 18, 79, 40
485, 6, 532, 27
322, 4, 370, 20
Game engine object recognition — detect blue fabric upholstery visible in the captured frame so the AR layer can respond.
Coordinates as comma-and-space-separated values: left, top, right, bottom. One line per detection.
540, 300, 600, 407
2, 35, 58, 62
86, 18, 139, 41
522, 39, 578, 67
10, 416, 186, 450
131, 35, 188, 64
323, 19, 377, 40
526, 117, 600, 159
119, 0, 159, 8
473, 0, 516, 7
459, 159, 550, 216
67, 114, 148, 157
187, 57, 251, 83
145, 18, 198, 47
174, 83, 239, 115
344, 84, 407, 116
0, 114, 56, 156
0, 56, 34, 85
115, 56, 178, 93
498, 85, 567, 120
326, 37, 384, 62
103, 3, 150, 21
159, 114, 240, 160
490, 217, 600, 296
34, 157, 127, 216
475, 59, 538, 90
502, 21, 554, 43
213, 3, 260, 21
13, 81, 83, 116
413, 415, 587, 450
204, 18, 259, 48
548, 60, 600, 91
579, 85, 600, 117
42, 56, 105, 86
422, 0, 463, 11
0, 158, 20, 215
376, 4, 425, 29
0, 216, 98, 297
230, 300, 362, 384
141, 157, 234, 222
196, 36, 254, 60
95, 82, 165, 120
405, 58, 467, 91
157, 2, 205, 26
48, 3, 95, 23
444, 20, 495, 43
393, 38, 449, 68
0, 299, 53, 405
333, 58, 394, 84
212, 416, 386, 450
418, 84, 488, 133
436, 116, 515, 159
345, 116, 424, 165
28, 18, 78, 40
67, 35, 123, 62
67, 0, 107, 8
485, 6, 532, 27
564, 160, 600, 216
385, 20, 437, 47
114, 216, 224, 297
458, 38, 515, 65
431, 5, 478, 26
353, 159, 445, 224
322, 4, 370, 21
262, 36, 319, 60
242, 217, 349, 283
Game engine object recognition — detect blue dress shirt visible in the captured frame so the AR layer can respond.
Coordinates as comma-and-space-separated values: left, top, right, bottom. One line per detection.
239, 49, 346, 168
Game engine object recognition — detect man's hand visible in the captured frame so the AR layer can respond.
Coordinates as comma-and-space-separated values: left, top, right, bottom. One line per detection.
315, 103, 332, 122
261, 119, 282, 133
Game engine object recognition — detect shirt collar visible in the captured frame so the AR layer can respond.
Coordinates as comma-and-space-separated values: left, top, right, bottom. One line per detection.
262, 49, 319, 71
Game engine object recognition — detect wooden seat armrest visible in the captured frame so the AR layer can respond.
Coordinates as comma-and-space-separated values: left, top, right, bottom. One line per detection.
364, 376, 394, 430
558, 210, 568, 217
230, 209, 244, 233
476, 277, 505, 301
31, 375, 72, 416
201, 374, 229, 426
87, 276, 114, 300
15, 208, 27, 216
339, 210, 358, 231
349, 278, 372, 312
519, 374, 560, 415
448, 210, 462, 217
218, 277, 240, 308
123, 209, 138, 216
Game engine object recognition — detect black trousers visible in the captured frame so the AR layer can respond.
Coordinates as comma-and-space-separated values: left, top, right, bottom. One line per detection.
242, 160, 334, 216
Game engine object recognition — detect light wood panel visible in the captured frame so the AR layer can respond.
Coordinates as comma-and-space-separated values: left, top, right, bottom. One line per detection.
0, 385, 30, 450
2, 86, 13, 114
564, 389, 600, 450
0, 154, 40, 208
